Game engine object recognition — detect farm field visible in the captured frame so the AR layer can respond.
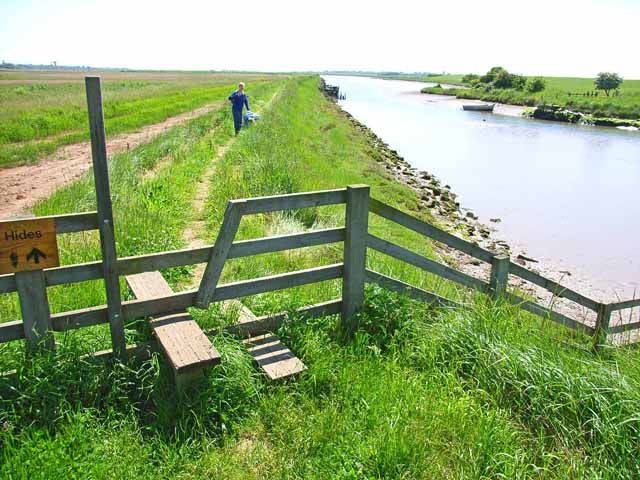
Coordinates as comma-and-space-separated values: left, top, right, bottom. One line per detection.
420, 74, 640, 120
0, 69, 282, 167
1, 75, 640, 478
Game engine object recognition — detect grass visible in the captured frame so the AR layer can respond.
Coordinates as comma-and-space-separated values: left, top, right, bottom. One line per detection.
421, 75, 640, 121
1, 75, 640, 478
0, 70, 281, 167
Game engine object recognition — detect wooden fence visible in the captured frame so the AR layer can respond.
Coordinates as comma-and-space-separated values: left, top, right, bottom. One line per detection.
1, 76, 638, 362
2, 184, 639, 357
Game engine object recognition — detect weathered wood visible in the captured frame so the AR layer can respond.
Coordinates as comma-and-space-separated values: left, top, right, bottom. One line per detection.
341, 185, 369, 336
504, 292, 595, 335
242, 188, 347, 215
489, 255, 510, 298
0, 274, 15, 294
223, 299, 342, 338
0, 320, 26, 343
609, 298, 640, 312
197, 200, 246, 308
369, 198, 494, 263
367, 234, 489, 293
365, 269, 459, 308
86, 76, 125, 359
593, 303, 613, 347
126, 271, 173, 299
214, 263, 343, 302
54, 212, 99, 234
125, 272, 221, 388
244, 334, 306, 381
150, 312, 221, 373
15, 270, 55, 352
2, 211, 99, 235
51, 304, 109, 332
608, 321, 640, 335
0, 229, 346, 295
233, 301, 306, 380
0, 217, 60, 274
508, 262, 599, 312
228, 228, 345, 259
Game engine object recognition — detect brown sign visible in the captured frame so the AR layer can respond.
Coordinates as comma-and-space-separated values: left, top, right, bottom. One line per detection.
0, 218, 60, 274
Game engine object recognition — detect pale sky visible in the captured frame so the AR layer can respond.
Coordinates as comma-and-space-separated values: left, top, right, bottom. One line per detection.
1, 0, 638, 78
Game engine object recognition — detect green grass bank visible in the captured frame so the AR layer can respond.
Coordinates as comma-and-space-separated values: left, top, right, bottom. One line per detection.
1, 76, 640, 478
421, 75, 640, 124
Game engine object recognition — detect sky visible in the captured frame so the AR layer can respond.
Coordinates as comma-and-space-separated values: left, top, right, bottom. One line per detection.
1, 0, 638, 78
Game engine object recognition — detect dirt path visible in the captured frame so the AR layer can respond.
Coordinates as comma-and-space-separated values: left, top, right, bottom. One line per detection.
183, 88, 282, 288
0, 101, 225, 220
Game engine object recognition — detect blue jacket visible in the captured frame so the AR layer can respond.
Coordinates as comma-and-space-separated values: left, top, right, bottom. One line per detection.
228, 90, 249, 112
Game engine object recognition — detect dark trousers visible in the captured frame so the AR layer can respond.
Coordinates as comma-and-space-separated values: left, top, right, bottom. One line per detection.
232, 109, 243, 134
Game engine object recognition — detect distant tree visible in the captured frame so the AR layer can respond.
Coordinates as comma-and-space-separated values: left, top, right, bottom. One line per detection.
462, 73, 479, 84
527, 77, 546, 93
479, 66, 507, 84
595, 72, 623, 96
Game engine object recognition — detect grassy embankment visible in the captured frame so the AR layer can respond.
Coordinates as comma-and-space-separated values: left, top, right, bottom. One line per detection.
0, 70, 278, 167
1, 76, 640, 478
421, 75, 640, 124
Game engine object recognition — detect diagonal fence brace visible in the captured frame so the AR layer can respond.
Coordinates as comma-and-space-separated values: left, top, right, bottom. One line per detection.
196, 200, 246, 308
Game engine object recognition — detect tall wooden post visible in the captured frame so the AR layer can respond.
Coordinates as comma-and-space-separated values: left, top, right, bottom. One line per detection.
16, 270, 55, 353
489, 255, 509, 299
85, 76, 126, 360
340, 184, 370, 338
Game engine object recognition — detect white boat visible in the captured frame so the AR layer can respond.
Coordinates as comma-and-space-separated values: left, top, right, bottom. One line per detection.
462, 103, 495, 112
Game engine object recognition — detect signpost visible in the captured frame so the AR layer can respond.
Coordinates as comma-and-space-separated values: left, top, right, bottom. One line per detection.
0, 217, 59, 351
0, 218, 60, 275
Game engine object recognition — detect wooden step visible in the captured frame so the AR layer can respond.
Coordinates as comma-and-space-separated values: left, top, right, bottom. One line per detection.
232, 301, 306, 381
125, 272, 221, 389
244, 334, 306, 381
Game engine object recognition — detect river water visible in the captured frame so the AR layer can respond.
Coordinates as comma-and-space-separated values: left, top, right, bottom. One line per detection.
323, 75, 640, 299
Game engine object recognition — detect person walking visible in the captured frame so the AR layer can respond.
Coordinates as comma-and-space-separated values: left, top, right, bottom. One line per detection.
228, 82, 250, 135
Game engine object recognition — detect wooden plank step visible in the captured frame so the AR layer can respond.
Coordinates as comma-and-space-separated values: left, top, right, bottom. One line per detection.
126, 271, 174, 299
231, 301, 306, 381
125, 272, 221, 376
244, 334, 307, 381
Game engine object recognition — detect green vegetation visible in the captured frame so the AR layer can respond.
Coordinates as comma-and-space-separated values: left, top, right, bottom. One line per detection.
422, 69, 640, 120
2, 76, 640, 478
0, 70, 279, 167
595, 72, 624, 96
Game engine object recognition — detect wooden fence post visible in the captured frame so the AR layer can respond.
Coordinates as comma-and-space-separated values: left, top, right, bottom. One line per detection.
489, 255, 509, 299
15, 270, 55, 353
593, 303, 612, 350
340, 184, 370, 338
85, 76, 126, 360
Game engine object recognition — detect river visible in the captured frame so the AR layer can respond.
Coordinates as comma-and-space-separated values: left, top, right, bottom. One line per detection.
323, 75, 640, 300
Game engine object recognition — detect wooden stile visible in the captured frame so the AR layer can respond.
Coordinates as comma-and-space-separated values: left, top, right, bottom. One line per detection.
126, 271, 221, 390
86, 76, 126, 360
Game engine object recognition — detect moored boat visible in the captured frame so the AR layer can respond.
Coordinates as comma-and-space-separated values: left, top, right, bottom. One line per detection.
462, 103, 495, 112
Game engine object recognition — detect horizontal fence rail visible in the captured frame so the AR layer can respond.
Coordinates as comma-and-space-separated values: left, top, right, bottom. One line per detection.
0, 229, 346, 295
1, 185, 639, 356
